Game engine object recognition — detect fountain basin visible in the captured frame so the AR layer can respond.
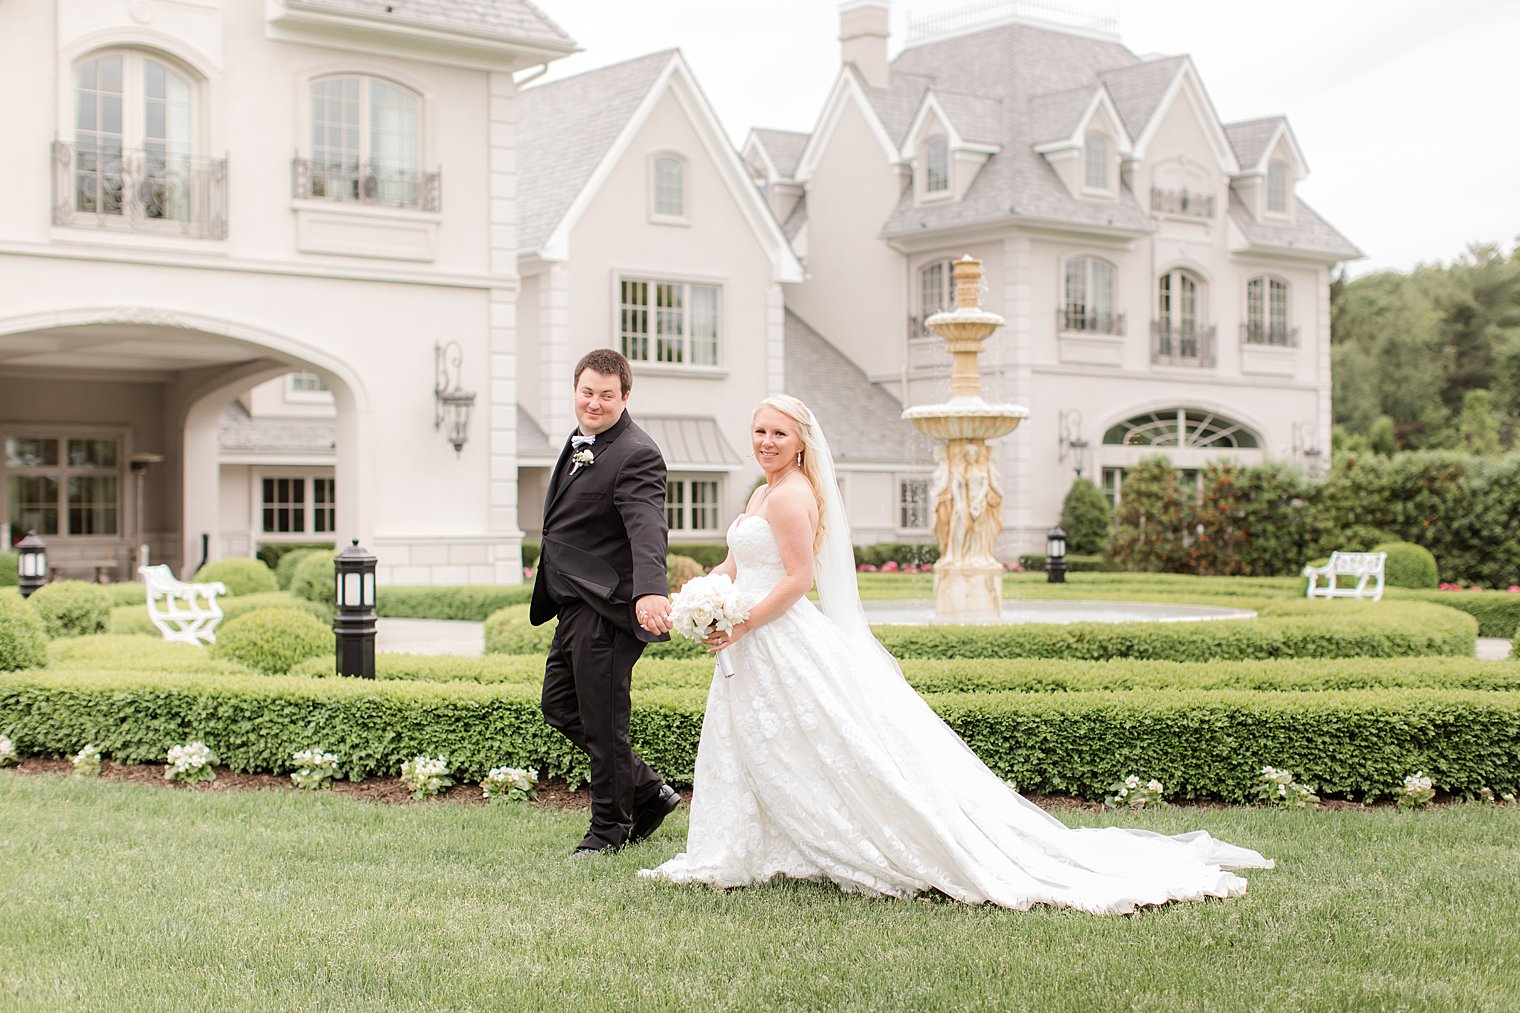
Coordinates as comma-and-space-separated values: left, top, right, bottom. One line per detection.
902, 399, 1029, 440
862, 599, 1257, 626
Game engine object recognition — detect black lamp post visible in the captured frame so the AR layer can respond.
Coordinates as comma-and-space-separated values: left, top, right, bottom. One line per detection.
1045, 526, 1067, 584
16, 530, 47, 598
333, 539, 377, 679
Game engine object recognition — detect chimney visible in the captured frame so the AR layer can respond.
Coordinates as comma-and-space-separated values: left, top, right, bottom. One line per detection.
839, 1, 890, 89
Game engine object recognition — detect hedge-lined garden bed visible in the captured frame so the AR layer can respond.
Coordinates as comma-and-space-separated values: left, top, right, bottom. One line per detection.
1, 666, 1515, 800
481, 599, 1477, 662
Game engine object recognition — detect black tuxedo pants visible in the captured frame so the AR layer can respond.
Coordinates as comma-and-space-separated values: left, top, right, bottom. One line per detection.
541, 600, 664, 849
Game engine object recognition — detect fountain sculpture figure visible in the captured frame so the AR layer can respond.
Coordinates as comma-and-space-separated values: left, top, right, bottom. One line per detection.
902, 256, 1029, 620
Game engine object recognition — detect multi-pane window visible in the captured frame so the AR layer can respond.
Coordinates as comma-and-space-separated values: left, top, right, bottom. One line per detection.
4, 436, 119, 538
1267, 161, 1288, 214
1245, 276, 1291, 344
1084, 134, 1109, 190
308, 75, 422, 207
74, 51, 193, 222
618, 278, 720, 366
1062, 257, 1119, 333
289, 372, 328, 393
1157, 270, 1199, 334
925, 139, 949, 194
666, 477, 720, 533
917, 259, 956, 335
652, 156, 684, 217
1102, 409, 1260, 449
898, 478, 930, 529
260, 475, 335, 535
1101, 466, 1122, 509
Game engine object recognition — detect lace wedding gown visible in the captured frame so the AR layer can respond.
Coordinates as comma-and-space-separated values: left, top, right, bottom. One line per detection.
639, 514, 1272, 914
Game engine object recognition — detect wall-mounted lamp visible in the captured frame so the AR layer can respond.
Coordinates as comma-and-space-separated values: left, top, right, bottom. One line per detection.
1058, 409, 1090, 477
434, 341, 477, 458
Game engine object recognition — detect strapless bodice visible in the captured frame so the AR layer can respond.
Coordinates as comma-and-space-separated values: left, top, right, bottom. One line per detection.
727, 514, 787, 598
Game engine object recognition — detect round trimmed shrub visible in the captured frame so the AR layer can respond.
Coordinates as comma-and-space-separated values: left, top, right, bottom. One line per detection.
275, 548, 324, 590
667, 554, 704, 592
194, 558, 277, 596
0, 590, 48, 670
27, 580, 111, 638
290, 550, 337, 604
0, 550, 17, 587
1374, 542, 1439, 590
1059, 477, 1112, 556
211, 607, 331, 675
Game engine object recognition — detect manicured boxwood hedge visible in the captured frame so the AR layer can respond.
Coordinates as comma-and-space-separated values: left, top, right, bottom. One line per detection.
1390, 589, 1520, 638
1, 667, 1515, 799
378, 585, 532, 621
481, 599, 1477, 662
284, 651, 1520, 695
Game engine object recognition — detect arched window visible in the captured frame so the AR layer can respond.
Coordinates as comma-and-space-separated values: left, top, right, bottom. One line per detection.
1103, 408, 1260, 449
652, 155, 685, 217
925, 138, 949, 194
1083, 134, 1109, 190
917, 258, 955, 335
1266, 161, 1288, 213
71, 50, 201, 227
1155, 269, 1211, 364
306, 75, 424, 208
1245, 276, 1292, 346
1061, 256, 1120, 334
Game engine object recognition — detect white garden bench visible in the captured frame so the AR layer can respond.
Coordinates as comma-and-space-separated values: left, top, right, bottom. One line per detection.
1303, 551, 1387, 602
140, 564, 227, 646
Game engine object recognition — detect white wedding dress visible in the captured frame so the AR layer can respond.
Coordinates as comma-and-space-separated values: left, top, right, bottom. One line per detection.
639, 514, 1272, 914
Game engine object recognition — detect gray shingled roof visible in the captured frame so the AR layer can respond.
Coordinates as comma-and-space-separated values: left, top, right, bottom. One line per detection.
781, 197, 807, 241
783, 310, 930, 466
219, 401, 335, 453
640, 416, 743, 467
289, 0, 574, 49
1224, 116, 1285, 170
517, 50, 675, 254
1099, 57, 1185, 141
878, 22, 1154, 238
1228, 191, 1361, 259
932, 90, 1003, 146
517, 405, 556, 460
751, 128, 810, 179
1028, 84, 1096, 145
862, 70, 935, 148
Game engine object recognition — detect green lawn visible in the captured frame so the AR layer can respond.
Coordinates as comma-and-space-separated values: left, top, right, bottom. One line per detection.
4, 772, 1517, 1010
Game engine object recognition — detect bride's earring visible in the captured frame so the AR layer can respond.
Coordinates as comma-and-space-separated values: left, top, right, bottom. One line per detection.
796, 452, 803, 467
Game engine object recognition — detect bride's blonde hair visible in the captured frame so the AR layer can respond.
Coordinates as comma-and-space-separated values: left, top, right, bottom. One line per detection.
754, 395, 827, 553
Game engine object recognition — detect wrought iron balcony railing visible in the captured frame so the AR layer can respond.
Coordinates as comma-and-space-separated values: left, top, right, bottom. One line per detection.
1150, 186, 1215, 219
292, 157, 441, 212
1151, 321, 1217, 367
52, 142, 227, 239
1057, 307, 1126, 335
1240, 322, 1300, 347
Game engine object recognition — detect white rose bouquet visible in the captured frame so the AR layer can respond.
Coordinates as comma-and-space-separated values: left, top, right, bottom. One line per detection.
669, 573, 751, 678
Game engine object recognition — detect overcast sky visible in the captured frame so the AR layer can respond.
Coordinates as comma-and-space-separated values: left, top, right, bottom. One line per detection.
535, 0, 1520, 277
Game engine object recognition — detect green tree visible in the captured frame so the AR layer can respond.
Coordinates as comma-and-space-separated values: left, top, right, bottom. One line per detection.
1368, 415, 1398, 455
1457, 389, 1502, 455
1107, 456, 1191, 573
1058, 477, 1112, 555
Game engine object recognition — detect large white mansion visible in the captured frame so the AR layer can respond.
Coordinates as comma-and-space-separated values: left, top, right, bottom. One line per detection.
0, 0, 1357, 582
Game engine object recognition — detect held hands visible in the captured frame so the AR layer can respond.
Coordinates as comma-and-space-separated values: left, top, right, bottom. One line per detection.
636, 594, 673, 636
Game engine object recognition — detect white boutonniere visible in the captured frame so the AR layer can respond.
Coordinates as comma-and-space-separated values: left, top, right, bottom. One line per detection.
571, 449, 595, 473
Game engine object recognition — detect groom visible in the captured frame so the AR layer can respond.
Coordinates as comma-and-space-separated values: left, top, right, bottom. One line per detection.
531, 348, 680, 855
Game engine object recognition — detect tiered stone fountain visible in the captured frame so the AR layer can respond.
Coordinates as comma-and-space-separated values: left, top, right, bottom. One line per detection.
901, 256, 1028, 621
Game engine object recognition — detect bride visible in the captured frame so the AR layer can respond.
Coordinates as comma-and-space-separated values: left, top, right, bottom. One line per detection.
639, 396, 1272, 914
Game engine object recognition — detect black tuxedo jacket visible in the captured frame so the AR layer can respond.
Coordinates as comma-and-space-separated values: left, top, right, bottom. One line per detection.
530, 411, 670, 643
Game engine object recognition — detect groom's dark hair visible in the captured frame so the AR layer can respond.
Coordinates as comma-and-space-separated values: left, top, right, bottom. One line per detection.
574, 348, 633, 395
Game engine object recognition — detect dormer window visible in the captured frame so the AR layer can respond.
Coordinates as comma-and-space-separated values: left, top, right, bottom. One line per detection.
925, 139, 949, 194
1083, 134, 1109, 190
1266, 161, 1288, 214
652, 154, 685, 219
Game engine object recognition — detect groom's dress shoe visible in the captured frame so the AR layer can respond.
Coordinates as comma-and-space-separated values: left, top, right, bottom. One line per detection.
571, 845, 614, 858
628, 784, 682, 844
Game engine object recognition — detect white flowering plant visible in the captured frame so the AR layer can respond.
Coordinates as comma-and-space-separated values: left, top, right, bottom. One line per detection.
1395, 771, 1436, 810
400, 755, 452, 800
70, 744, 101, 778
1106, 774, 1167, 809
669, 573, 751, 678
291, 748, 340, 791
1254, 766, 1320, 809
0, 734, 17, 767
165, 741, 218, 783
481, 765, 538, 803
1476, 787, 1518, 805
